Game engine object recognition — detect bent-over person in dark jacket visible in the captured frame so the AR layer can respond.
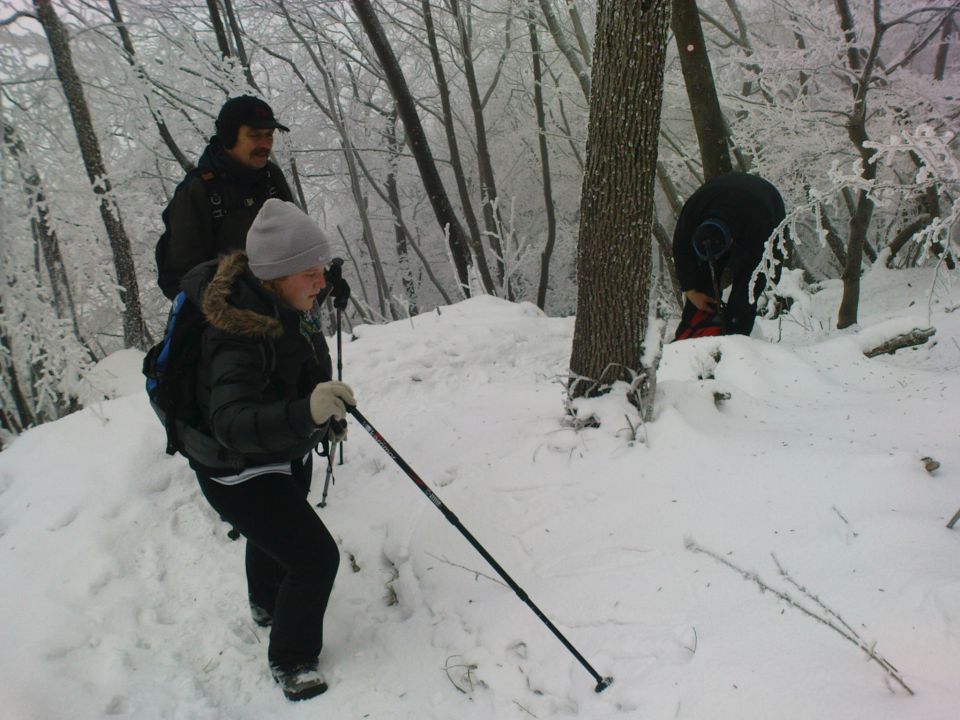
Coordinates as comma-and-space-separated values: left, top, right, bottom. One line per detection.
672, 172, 786, 339
181, 199, 353, 702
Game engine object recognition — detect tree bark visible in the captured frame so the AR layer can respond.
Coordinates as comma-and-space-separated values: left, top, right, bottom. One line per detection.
450, 0, 508, 290
835, 0, 883, 329
934, 15, 954, 81
528, 9, 558, 310
385, 111, 419, 316
351, 0, 473, 297
539, 0, 591, 100
222, 0, 259, 90
569, 0, 670, 403
421, 0, 495, 295
566, 0, 593, 67
206, 0, 231, 58
672, 0, 733, 181
34, 0, 147, 349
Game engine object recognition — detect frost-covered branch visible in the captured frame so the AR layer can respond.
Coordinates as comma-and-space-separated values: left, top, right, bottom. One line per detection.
685, 538, 914, 696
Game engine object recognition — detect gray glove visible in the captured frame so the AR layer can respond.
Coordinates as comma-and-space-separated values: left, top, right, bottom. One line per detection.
309, 381, 356, 425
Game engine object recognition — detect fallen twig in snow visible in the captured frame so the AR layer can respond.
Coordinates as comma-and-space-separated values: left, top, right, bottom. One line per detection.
947, 507, 960, 530
425, 552, 507, 587
443, 654, 478, 694
862, 327, 935, 357
685, 538, 914, 695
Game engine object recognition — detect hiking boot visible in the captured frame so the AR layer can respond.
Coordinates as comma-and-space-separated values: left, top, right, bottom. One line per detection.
272, 664, 328, 702
250, 602, 272, 628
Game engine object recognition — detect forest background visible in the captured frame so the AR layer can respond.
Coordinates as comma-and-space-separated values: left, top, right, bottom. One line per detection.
0, 0, 958, 437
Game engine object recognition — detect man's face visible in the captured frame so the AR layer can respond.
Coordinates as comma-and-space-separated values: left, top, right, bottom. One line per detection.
225, 125, 275, 169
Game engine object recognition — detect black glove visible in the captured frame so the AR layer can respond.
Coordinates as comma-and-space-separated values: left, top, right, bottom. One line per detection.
328, 417, 347, 443
324, 258, 351, 311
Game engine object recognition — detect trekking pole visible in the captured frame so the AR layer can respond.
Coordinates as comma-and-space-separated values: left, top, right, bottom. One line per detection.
336, 306, 344, 467
317, 438, 338, 508
346, 405, 613, 693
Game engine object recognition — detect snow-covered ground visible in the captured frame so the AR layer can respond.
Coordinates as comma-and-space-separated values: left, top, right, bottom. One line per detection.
2, 266, 959, 719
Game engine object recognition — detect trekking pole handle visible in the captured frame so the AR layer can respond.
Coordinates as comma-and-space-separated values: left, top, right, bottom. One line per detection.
345, 404, 613, 693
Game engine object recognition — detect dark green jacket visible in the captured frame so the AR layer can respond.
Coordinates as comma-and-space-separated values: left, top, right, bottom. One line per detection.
181, 251, 332, 475
165, 139, 293, 298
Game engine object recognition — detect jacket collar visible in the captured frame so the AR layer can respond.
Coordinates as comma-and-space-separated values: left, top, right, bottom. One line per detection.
198, 138, 269, 187
200, 251, 285, 339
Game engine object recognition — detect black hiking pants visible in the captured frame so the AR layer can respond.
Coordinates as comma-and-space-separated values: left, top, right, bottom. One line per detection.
196, 456, 340, 672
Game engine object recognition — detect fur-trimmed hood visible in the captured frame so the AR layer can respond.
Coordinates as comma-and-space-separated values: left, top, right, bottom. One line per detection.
182, 251, 284, 339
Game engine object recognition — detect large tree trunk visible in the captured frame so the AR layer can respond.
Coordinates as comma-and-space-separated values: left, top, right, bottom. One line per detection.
34, 0, 147, 349
569, 0, 670, 408
672, 0, 732, 180
351, 0, 473, 297
527, 10, 558, 311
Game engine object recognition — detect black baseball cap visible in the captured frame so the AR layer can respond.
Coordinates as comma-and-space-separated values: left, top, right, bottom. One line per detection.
216, 95, 290, 133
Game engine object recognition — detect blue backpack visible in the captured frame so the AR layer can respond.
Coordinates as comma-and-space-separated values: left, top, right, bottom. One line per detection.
142, 291, 244, 470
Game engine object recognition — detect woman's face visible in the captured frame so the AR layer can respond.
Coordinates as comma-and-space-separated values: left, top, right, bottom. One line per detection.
274, 264, 326, 311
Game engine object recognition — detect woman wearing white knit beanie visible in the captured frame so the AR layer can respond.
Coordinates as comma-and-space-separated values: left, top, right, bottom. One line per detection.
179, 199, 355, 701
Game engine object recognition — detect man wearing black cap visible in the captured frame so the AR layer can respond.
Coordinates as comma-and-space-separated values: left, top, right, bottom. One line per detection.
157, 95, 295, 299
672, 171, 786, 339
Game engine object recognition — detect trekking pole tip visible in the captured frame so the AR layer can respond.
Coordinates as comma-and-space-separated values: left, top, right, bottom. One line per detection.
595, 676, 614, 693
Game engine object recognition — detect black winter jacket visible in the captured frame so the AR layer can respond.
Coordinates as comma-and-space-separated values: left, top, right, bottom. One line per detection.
181, 252, 332, 476
672, 172, 785, 296
164, 139, 293, 299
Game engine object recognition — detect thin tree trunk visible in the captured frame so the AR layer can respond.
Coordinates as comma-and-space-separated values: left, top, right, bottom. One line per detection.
885, 214, 933, 267
566, 0, 592, 67
206, 0, 231, 58
672, 0, 732, 180
352, 0, 473, 298
653, 216, 683, 307
34, 0, 147, 349
0, 310, 34, 434
934, 15, 953, 81
222, 0, 259, 90
385, 110, 419, 315
817, 201, 848, 269
108, 0, 194, 173
2, 117, 81, 339
288, 155, 308, 211
835, 0, 883, 329
276, 1, 398, 319
450, 0, 508, 291
421, 0, 495, 295
528, 9, 557, 310
570, 0, 670, 407
539, 0, 591, 100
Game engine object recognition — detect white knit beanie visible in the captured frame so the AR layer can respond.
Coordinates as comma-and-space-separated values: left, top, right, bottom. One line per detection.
246, 199, 331, 280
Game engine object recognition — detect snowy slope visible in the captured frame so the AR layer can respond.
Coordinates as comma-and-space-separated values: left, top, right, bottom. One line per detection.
1, 268, 959, 720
